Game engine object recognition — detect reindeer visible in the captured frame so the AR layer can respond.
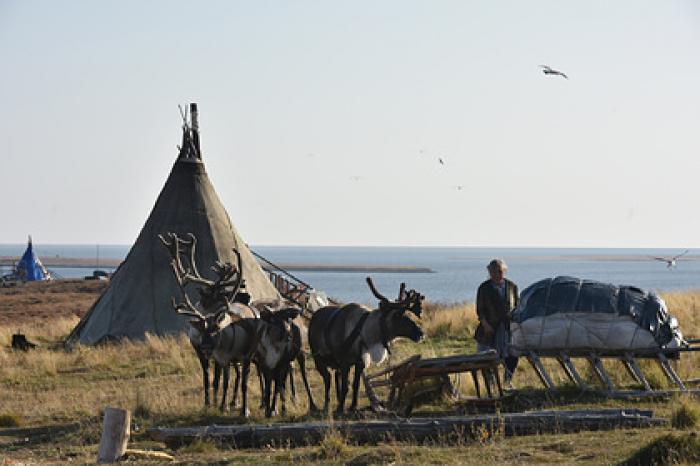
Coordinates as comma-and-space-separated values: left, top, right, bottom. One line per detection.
308, 277, 424, 415
255, 304, 318, 416
160, 232, 313, 418
159, 232, 259, 412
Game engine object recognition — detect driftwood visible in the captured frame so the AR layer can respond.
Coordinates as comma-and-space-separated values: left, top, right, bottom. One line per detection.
97, 408, 131, 463
147, 408, 665, 449
0, 422, 82, 446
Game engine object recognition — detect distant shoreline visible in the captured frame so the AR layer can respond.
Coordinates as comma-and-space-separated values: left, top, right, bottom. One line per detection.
0, 256, 434, 273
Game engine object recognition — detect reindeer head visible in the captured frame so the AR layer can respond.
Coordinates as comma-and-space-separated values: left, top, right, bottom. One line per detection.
159, 232, 245, 355
159, 232, 244, 313
366, 277, 424, 343
259, 305, 300, 345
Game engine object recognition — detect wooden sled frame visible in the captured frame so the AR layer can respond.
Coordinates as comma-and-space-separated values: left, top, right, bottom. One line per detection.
364, 351, 506, 416
521, 338, 700, 397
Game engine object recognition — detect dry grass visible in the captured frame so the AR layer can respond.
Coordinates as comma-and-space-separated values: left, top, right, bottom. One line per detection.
1, 289, 700, 464
422, 301, 477, 339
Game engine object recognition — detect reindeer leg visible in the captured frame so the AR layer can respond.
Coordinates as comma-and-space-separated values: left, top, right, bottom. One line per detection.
197, 351, 210, 408
240, 361, 251, 418
257, 363, 266, 409
264, 370, 274, 418
298, 353, 319, 413
212, 361, 221, 408
335, 365, 351, 416
349, 360, 365, 412
230, 363, 240, 410
277, 367, 289, 417
314, 356, 332, 415
288, 362, 298, 405
219, 364, 230, 412
334, 370, 342, 405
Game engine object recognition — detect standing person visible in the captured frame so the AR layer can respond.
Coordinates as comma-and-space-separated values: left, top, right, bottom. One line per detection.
475, 259, 519, 385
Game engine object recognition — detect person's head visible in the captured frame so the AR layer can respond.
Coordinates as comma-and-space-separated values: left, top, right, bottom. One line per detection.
487, 259, 507, 285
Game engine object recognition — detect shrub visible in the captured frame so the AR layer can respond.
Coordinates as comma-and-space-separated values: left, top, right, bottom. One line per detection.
622, 433, 700, 466
177, 438, 219, 454
672, 399, 700, 429
0, 413, 23, 427
318, 429, 348, 460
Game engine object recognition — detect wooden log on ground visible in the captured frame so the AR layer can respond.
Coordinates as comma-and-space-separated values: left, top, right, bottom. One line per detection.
0, 422, 81, 438
147, 408, 665, 449
97, 407, 131, 463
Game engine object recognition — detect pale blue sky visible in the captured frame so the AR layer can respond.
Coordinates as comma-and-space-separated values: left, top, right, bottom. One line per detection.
1, 1, 699, 247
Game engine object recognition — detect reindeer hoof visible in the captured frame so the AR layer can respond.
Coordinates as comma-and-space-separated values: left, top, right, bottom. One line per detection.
308, 405, 321, 416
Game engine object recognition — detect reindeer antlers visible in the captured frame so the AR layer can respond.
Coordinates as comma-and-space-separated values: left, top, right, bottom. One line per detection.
365, 277, 424, 317
159, 232, 246, 319
366, 277, 388, 302
158, 232, 213, 288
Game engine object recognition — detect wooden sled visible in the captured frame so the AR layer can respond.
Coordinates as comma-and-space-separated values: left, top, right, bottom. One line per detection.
520, 338, 700, 397
363, 350, 506, 416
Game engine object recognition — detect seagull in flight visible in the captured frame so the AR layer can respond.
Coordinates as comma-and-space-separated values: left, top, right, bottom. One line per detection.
651, 250, 690, 269
540, 65, 568, 79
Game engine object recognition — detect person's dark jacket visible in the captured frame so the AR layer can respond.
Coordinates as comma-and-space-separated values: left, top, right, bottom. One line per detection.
475, 278, 519, 346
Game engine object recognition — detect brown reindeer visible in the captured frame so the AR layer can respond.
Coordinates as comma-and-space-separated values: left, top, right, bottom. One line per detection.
308, 278, 424, 415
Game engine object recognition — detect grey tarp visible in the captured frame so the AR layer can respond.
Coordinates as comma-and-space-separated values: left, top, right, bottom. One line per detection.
509, 276, 684, 355
66, 130, 279, 345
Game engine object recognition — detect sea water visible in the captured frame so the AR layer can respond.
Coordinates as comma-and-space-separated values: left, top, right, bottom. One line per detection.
1, 244, 698, 304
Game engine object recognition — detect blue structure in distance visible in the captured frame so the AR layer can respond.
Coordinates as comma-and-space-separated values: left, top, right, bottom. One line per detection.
15, 236, 50, 282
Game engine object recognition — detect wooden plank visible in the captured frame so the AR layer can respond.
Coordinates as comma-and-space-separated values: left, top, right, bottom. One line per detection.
147, 408, 665, 448
557, 353, 587, 389
657, 353, 686, 391
527, 352, 556, 390
587, 354, 616, 391
623, 353, 652, 392
0, 422, 81, 438
365, 355, 421, 380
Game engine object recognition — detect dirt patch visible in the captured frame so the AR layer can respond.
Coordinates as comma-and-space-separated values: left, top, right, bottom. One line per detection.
0, 280, 106, 325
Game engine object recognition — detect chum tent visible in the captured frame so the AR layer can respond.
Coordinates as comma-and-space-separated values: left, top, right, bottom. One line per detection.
66, 104, 280, 345
15, 236, 51, 281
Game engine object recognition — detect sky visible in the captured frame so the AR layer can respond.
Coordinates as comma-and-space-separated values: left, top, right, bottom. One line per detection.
1, 1, 699, 247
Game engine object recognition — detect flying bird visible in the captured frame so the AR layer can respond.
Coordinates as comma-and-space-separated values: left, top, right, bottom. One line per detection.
438, 157, 445, 165
651, 250, 690, 269
454, 185, 464, 191
540, 65, 568, 79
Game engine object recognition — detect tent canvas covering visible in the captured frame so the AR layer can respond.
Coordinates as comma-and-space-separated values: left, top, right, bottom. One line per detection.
15, 236, 50, 281
67, 105, 279, 345
509, 276, 684, 355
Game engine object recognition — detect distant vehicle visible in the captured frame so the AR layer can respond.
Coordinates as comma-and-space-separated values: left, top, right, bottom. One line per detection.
84, 270, 110, 281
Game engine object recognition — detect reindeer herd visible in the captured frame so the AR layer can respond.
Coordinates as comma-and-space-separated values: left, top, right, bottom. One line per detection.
159, 232, 425, 418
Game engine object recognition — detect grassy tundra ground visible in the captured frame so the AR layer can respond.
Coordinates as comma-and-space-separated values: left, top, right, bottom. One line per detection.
0, 282, 699, 465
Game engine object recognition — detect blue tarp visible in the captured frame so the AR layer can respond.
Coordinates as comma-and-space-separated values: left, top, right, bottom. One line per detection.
16, 238, 49, 281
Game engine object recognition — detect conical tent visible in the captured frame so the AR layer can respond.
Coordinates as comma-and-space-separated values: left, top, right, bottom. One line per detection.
67, 104, 279, 345
16, 236, 50, 281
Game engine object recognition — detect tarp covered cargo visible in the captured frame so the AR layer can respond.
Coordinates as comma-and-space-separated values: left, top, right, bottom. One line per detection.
509, 276, 685, 355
